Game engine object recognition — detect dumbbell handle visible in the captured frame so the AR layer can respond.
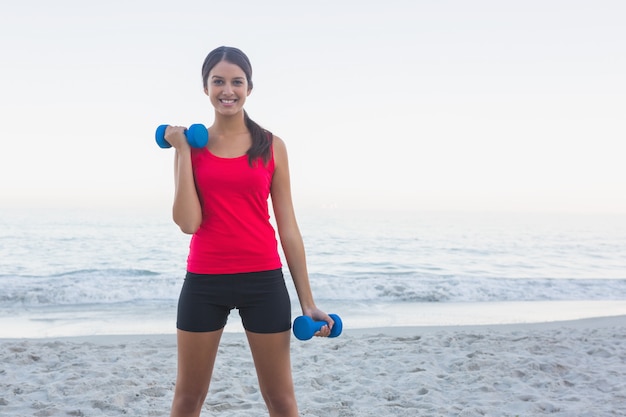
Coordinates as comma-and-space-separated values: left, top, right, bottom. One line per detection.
293, 313, 343, 341
155, 124, 208, 149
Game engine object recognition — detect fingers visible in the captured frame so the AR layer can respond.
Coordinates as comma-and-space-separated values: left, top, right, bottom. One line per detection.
314, 324, 331, 338
313, 312, 334, 338
302, 307, 335, 338
164, 125, 188, 149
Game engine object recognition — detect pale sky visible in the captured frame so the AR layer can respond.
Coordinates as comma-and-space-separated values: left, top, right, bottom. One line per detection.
1, 0, 625, 214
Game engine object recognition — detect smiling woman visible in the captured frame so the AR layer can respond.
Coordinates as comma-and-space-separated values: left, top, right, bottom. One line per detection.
162, 46, 335, 417
200, 46, 271, 166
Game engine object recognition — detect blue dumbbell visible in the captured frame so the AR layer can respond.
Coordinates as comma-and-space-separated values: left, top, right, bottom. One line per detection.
155, 124, 209, 148
293, 314, 343, 341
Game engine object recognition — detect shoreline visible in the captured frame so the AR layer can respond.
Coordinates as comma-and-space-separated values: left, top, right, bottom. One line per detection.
3, 299, 626, 340
2, 313, 624, 343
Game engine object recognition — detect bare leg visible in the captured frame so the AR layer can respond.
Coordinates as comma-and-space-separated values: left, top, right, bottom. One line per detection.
170, 328, 224, 417
246, 330, 298, 417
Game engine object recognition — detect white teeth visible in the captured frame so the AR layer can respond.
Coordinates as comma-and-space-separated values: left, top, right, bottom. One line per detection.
221, 99, 235, 104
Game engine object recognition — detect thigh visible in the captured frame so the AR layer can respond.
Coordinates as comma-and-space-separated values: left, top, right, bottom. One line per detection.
173, 329, 224, 398
246, 330, 296, 400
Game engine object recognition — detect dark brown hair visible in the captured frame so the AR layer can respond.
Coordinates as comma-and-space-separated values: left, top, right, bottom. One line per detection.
202, 46, 272, 166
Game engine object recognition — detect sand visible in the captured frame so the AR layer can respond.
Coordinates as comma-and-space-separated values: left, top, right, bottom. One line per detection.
1, 316, 625, 417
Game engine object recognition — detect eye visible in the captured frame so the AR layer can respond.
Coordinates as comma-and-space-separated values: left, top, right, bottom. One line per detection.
212, 79, 224, 85
233, 80, 244, 86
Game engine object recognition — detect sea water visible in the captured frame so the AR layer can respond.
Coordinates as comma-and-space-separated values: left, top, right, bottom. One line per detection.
1, 207, 625, 338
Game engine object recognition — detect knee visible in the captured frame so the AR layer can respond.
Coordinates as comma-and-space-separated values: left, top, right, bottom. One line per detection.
171, 390, 207, 416
263, 391, 298, 416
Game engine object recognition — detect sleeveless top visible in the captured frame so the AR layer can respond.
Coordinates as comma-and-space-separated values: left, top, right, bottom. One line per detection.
186, 147, 282, 274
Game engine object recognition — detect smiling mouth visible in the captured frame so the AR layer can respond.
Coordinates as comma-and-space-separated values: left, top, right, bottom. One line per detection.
220, 99, 236, 104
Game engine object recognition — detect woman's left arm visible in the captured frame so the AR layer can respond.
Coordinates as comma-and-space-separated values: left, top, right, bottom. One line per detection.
270, 136, 334, 335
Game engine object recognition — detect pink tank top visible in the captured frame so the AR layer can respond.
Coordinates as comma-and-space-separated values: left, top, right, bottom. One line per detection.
186, 148, 282, 274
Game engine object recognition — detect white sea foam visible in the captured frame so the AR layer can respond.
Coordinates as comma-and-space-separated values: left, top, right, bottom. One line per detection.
1, 208, 625, 337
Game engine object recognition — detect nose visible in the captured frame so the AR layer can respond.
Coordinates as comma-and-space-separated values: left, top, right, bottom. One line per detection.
223, 83, 234, 96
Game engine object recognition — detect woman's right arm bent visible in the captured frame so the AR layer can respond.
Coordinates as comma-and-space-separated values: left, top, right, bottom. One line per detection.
167, 126, 202, 234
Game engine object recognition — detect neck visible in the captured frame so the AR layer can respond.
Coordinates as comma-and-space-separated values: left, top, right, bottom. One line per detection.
213, 110, 247, 134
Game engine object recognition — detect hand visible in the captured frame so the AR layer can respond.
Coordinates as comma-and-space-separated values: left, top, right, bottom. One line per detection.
303, 307, 334, 338
164, 125, 189, 150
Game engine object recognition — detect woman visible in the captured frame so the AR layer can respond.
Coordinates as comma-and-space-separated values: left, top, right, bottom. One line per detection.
164, 46, 334, 417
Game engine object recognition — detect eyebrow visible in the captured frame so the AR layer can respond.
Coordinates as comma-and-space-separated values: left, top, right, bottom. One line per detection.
211, 75, 245, 80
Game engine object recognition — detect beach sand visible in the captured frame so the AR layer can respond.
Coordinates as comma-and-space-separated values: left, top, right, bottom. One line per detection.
1, 316, 625, 417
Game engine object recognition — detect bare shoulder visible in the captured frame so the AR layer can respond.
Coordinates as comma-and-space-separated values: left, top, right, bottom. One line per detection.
272, 134, 287, 151
272, 135, 289, 166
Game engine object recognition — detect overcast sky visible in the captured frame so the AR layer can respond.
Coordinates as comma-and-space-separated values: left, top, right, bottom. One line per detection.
1, 0, 625, 214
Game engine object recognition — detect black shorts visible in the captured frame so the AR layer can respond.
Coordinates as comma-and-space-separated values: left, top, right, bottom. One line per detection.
177, 268, 292, 333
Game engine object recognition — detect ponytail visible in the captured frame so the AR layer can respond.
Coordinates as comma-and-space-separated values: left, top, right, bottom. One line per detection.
244, 110, 273, 166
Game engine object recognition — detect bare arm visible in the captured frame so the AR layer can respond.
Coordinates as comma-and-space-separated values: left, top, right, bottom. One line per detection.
167, 126, 202, 234
270, 136, 333, 334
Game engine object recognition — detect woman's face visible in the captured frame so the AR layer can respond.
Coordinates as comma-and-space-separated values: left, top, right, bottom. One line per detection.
204, 60, 251, 116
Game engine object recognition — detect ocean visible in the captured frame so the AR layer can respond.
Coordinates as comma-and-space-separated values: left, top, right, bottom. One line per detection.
1, 207, 625, 338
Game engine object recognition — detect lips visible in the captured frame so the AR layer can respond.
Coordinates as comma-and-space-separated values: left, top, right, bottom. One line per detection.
220, 99, 236, 105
